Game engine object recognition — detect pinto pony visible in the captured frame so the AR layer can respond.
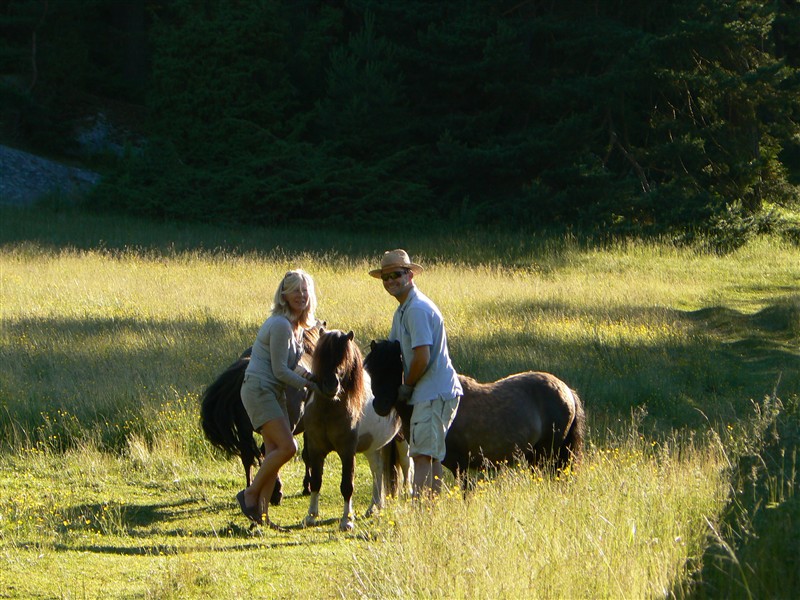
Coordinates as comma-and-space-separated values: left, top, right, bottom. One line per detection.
364, 339, 585, 480
302, 329, 406, 531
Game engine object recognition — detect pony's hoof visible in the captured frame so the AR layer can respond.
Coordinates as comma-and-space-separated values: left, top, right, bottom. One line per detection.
339, 519, 355, 532
302, 514, 318, 528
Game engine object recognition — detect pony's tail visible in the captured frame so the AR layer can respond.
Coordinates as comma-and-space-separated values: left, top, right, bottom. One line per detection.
385, 434, 411, 498
199, 354, 256, 462
560, 389, 586, 469
380, 442, 396, 500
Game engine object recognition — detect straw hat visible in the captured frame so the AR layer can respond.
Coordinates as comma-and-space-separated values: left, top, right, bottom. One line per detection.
368, 249, 424, 278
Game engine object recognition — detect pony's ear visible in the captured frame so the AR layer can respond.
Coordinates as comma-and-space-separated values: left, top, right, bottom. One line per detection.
370, 340, 376, 350
319, 326, 326, 335
346, 330, 354, 341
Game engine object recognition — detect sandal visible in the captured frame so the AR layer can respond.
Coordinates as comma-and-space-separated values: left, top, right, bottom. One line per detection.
236, 490, 263, 525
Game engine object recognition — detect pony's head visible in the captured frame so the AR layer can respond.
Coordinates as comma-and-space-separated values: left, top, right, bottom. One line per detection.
311, 329, 366, 421
364, 339, 403, 417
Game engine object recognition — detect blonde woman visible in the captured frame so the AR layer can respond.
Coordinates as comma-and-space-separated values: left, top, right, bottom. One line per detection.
237, 269, 320, 529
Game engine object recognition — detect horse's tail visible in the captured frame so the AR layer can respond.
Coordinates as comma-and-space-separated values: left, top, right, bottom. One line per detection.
560, 388, 586, 469
384, 434, 410, 498
199, 353, 258, 468
380, 441, 397, 499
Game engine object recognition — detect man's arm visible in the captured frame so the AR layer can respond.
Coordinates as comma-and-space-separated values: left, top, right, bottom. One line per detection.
404, 344, 431, 387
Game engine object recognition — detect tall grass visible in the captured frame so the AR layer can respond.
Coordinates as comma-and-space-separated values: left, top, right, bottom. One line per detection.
353, 431, 729, 599
0, 206, 798, 597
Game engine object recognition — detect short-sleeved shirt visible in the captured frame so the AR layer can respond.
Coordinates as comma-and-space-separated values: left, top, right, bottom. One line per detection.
389, 287, 462, 404
245, 314, 308, 393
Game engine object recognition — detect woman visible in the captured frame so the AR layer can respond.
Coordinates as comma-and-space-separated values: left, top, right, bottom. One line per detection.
237, 269, 320, 529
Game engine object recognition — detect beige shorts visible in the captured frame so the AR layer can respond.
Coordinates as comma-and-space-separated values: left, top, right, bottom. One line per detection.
240, 374, 289, 432
409, 395, 460, 462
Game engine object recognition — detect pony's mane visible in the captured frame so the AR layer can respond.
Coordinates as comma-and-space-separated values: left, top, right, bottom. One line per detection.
298, 321, 324, 372
302, 321, 324, 354
312, 330, 365, 421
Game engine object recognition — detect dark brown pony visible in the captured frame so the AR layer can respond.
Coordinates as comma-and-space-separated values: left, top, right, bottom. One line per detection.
364, 339, 585, 480
200, 324, 321, 503
302, 329, 405, 531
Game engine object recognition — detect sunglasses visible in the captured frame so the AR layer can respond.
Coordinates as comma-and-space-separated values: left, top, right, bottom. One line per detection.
380, 270, 407, 282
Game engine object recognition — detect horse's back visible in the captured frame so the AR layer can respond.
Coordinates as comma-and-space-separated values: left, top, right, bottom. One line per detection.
447, 371, 579, 467
457, 371, 576, 420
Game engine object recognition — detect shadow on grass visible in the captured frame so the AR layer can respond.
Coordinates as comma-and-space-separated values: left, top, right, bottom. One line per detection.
446, 295, 798, 433
0, 205, 587, 269
57, 495, 333, 556
0, 314, 252, 450
56, 535, 313, 555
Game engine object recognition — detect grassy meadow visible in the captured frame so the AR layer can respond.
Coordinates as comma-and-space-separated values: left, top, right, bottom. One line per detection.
0, 206, 798, 599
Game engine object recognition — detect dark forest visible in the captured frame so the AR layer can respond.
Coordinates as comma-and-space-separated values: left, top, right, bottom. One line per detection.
2, 0, 799, 238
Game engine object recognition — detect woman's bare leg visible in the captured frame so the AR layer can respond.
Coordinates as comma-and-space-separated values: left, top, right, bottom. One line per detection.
244, 417, 296, 522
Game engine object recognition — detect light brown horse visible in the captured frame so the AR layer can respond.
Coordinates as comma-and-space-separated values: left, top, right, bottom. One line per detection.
365, 339, 585, 480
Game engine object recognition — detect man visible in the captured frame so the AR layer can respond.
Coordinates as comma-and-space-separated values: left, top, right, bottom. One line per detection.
369, 249, 462, 497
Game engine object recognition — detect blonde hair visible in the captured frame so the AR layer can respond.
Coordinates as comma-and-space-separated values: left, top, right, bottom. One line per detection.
272, 269, 318, 329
